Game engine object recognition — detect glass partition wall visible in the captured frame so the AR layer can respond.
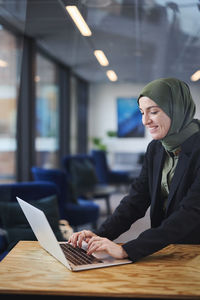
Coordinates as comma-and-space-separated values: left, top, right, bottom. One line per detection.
35, 52, 60, 168
0, 26, 21, 183
0, 23, 84, 182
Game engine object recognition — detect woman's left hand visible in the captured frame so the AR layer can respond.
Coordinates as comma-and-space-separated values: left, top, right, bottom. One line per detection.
87, 236, 128, 259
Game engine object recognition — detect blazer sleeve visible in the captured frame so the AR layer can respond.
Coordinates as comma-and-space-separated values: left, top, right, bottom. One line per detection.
95, 144, 152, 241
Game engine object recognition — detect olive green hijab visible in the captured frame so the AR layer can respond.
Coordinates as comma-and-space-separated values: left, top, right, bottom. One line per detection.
138, 77, 200, 151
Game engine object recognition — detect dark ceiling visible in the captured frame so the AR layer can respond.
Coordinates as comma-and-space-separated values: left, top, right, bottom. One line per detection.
1, 0, 200, 84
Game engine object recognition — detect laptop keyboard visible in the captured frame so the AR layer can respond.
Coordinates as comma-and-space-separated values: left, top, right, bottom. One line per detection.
60, 243, 103, 266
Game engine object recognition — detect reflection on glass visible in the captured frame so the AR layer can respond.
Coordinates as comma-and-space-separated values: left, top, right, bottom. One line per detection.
35, 53, 59, 168
0, 26, 20, 183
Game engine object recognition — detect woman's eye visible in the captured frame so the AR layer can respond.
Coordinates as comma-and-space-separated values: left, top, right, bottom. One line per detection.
150, 111, 158, 115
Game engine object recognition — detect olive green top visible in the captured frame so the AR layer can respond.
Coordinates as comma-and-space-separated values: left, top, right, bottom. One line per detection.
161, 148, 180, 210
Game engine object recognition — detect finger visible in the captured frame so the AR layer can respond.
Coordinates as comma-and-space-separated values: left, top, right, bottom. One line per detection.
87, 236, 101, 248
68, 233, 75, 244
71, 230, 96, 248
70, 232, 85, 247
88, 244, 107, 256
87, 242, 100, 255
85, 237, 91, 243
87, 240, 106, 255
77, 231, 87, 248
69, 233, 80, 247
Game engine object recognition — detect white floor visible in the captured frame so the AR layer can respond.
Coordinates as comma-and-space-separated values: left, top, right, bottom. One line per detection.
81, 191, 151, 244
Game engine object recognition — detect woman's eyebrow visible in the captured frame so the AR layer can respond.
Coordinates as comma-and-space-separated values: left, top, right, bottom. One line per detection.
139, 105, 159, 111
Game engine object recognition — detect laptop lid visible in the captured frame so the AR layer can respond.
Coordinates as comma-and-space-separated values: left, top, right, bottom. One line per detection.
16, 197, 72, 270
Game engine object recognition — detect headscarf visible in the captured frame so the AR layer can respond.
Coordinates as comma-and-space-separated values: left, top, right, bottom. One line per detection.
138, 77, 200, 151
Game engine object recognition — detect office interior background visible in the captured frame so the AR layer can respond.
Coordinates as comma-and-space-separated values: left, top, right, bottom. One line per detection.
0, 1, 200, 187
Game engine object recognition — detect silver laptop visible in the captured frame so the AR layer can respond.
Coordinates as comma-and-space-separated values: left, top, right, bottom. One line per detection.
16, 197, 132, 271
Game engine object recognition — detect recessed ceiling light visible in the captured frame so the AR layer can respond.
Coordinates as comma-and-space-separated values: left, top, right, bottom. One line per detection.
94, 50, 109, 66
106, 70, 118, 82
190, 70, 200, 82
0, 59, 8, 67
66, 5, 92, 36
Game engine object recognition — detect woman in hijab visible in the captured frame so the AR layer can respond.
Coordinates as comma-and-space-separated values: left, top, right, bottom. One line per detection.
69, 77, 200, 261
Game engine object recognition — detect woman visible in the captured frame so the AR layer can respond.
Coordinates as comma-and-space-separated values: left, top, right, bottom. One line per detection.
69, 77, 200, 262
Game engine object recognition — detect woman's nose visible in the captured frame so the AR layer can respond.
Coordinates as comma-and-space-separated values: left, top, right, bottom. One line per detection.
142, 113, 151, 126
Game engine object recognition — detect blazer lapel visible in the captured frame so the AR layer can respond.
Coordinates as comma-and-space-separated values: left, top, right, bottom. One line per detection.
151, 146, 165, 225
165, 148, 191, 212
152, 146, 165, 200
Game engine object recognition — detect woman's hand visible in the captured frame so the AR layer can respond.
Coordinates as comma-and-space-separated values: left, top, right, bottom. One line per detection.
69, 231, 128, 259
68, 230, 97, 248
87, 236, 128, 259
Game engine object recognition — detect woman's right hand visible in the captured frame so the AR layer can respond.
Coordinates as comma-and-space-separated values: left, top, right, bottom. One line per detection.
68, 230, 97, 248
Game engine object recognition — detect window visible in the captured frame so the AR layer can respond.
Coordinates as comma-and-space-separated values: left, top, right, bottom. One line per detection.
0, 26, 21, 183
35, 52, 59, 168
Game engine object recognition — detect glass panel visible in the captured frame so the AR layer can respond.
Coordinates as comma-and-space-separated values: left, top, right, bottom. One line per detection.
35, 52, 59, 168
0, 26, 21, 183
70, 76, 78, 154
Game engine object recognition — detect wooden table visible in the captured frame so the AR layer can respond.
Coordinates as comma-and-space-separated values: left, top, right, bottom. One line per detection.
0, 241, 200, 299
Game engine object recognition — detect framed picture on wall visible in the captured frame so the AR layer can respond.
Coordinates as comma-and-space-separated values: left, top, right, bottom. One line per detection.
117, 97, 145, 138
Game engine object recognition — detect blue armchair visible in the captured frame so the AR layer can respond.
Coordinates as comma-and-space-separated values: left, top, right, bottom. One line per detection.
0, 181, 62, 261
31, 167, 100, 229
91, 149, 132, 186
62, 154, 116, 215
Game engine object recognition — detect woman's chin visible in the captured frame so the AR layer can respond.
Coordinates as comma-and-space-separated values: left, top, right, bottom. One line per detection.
150, 133, 165, 140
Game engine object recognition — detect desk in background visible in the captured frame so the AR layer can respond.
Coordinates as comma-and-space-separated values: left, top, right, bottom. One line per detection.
0, 241, 200, 299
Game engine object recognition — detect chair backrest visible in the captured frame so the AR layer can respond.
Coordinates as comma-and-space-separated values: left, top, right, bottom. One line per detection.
0, 181, 59, 203
0, 181, 63, 251
91, 150, 110, 184
62, 154, 98, 195
31, 167, 74, 218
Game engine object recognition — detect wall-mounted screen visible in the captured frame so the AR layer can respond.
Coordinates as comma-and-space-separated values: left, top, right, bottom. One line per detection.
117, 97, 145, 138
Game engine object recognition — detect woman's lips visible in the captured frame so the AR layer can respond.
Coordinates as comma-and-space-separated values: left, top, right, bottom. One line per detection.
148, 126, 158, 134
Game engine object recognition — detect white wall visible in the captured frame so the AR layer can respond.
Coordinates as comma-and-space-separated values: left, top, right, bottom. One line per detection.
88, 82, 200, 154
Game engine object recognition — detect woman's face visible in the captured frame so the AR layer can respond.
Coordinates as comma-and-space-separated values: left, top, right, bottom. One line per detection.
139, 96, 171, 140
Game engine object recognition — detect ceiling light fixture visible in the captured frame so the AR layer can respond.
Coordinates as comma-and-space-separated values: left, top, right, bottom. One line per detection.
0, 59, 8, 67
190, 70, 200, 82
106, 70, 118, 82
66, 5, 92, 36
94, 50, 109, 66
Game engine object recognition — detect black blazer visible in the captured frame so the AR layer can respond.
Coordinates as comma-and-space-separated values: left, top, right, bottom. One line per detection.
96, 131, 200, 261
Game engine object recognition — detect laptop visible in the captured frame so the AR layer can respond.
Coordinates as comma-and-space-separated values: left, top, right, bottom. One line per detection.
16, 197, 132, 271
